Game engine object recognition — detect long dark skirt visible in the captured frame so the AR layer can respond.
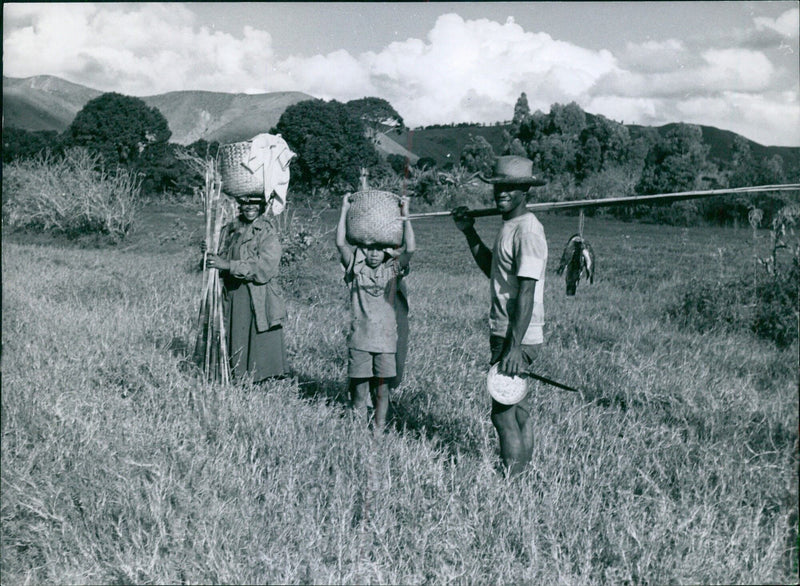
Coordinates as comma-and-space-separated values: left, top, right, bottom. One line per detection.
225, 281, 288, 382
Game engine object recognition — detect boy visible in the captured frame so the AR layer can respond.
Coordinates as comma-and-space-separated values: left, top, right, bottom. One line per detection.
336, 193, 415, 433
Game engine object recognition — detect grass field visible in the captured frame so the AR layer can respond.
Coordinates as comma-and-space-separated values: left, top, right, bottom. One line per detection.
2, 203, 798, 584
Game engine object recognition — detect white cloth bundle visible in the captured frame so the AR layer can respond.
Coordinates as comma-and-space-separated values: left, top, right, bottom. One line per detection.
242, 133, 296, 215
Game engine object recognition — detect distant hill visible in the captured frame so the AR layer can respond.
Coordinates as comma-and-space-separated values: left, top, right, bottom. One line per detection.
3, 75, 103, 131
384, 124, 511, 167
4, 74, 799, 169
627, 122, 800, 170
3, 75, 314, 145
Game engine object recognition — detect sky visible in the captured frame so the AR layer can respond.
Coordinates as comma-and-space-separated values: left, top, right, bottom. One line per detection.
3, 2, 799, 146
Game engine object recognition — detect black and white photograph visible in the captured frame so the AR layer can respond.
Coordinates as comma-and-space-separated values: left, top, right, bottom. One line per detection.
2, 2, 798, 583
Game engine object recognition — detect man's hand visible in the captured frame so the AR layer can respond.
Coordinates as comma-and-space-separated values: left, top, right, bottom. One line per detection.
206, 254, 230, 271
341, 193, 352, 211
500, 345, 528, 377
452, 206, 475, 232
399, 195, 410, 217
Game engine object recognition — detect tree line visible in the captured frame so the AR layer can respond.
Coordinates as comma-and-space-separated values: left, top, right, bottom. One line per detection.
3, 90, 798, 224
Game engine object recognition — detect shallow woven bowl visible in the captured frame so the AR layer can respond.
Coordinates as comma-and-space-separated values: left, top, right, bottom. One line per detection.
346, 190, 403, 247
218, 141, 263, 197
486, 363, 528, 405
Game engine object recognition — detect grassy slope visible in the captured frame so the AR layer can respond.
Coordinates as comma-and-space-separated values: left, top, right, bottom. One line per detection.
2, 206, 798, 584
377, 125, 511, 167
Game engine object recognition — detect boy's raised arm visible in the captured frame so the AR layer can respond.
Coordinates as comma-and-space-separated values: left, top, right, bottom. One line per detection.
336, 193, 354, 269
398, 196, 415, 268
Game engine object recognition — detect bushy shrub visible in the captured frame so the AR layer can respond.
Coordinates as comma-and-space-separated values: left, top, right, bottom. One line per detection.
273, 210, 332, 269
666, 261, 798, 348
2, 148, 142, 241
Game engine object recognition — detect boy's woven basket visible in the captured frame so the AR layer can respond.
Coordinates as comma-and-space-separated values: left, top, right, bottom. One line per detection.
218, 141, 263, 196
346, 190, 403, 247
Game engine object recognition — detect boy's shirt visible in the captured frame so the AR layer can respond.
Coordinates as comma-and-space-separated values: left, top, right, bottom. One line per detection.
490, 212, 547, 345
345, 250, 409, 353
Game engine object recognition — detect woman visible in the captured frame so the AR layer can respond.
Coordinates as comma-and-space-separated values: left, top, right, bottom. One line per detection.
205, 193, 289, 381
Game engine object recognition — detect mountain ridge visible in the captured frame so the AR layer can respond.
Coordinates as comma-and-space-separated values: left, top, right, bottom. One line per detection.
3, 75, 315, 145
4, 75, 799, 169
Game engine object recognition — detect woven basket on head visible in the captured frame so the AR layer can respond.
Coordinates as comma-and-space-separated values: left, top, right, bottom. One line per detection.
346, 190, 403, 247
218, 141, 263, 197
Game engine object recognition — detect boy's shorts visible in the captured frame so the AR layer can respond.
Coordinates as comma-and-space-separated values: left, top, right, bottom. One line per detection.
348, 348, 397, 379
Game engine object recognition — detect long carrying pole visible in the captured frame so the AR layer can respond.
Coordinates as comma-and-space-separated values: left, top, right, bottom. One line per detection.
406, 183, 800, 220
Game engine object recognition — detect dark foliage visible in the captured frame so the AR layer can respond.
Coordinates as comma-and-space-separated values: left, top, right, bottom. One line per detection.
415, 156, 437, 170
67, 92, 172, 168
345, 97, 404, 131
274, 99, 380, 195
386, 153, 411, 175
2, 128, 64, 163
460, 134, 495, 175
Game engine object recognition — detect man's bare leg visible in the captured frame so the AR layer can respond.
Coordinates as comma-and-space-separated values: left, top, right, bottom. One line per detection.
515, 399, 535, 466
491, 400, 530, 475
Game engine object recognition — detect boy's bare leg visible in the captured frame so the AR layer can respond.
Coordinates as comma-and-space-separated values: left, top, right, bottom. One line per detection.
371, 378, 390, 434
349, 378, 371, 417
491, 401, 531, 475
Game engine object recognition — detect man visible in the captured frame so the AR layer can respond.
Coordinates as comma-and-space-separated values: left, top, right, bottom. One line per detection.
452, 156, 548, 475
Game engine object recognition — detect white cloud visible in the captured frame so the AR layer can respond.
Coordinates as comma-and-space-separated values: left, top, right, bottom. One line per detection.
2, 5, 798, 145
618, 39, 694, 73
754, 8, 799, 38
596, 48, 775, 98
360, 13, 617, 124
3, 3, 275, 95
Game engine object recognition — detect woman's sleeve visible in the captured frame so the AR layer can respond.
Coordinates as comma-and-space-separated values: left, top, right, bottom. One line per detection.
229, 230, 282, 284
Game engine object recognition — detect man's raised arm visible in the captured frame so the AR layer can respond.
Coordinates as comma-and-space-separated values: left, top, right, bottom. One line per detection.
452, 206, 491, 278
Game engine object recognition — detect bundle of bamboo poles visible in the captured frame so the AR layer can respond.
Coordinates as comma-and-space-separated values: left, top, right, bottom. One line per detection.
192, 157, 235, 384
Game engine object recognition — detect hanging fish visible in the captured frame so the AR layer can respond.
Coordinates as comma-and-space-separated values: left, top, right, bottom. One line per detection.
556, 234, 595, 296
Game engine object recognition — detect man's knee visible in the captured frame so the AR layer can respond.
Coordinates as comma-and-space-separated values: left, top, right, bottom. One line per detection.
491, 402, 520, 430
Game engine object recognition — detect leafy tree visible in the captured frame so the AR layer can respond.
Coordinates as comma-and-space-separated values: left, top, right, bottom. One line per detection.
728, 135, 759, 187
386, 153, 410, 175
576, 135, 602, 180
548, 102, 586, 137
510, 92, 531, 137
529, 134, 577, 176
274, 99, 379, 193
415, 156, 437, 170
517, 109, 548, 144
460, 134, 495, 175
636, 124, 710, 195
345, 97, 404, 137
67, 92, 171, 168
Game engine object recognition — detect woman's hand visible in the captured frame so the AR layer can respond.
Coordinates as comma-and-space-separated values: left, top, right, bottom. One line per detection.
206, 254, 230, 271
342, 193, 352, 211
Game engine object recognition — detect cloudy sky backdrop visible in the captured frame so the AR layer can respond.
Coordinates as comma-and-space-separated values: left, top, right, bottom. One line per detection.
3, 2, 799, 146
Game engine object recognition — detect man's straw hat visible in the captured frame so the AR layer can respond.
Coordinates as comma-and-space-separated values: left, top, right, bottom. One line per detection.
479, 156, 546, 187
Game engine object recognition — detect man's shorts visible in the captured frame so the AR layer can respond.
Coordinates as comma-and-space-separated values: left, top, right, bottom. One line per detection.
489, 335, 538, 367
348, 348, 397, 379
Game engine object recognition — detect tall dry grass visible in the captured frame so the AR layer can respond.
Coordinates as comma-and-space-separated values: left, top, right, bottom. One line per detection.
2, 148, 141, 241
1, 212, 797, 584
